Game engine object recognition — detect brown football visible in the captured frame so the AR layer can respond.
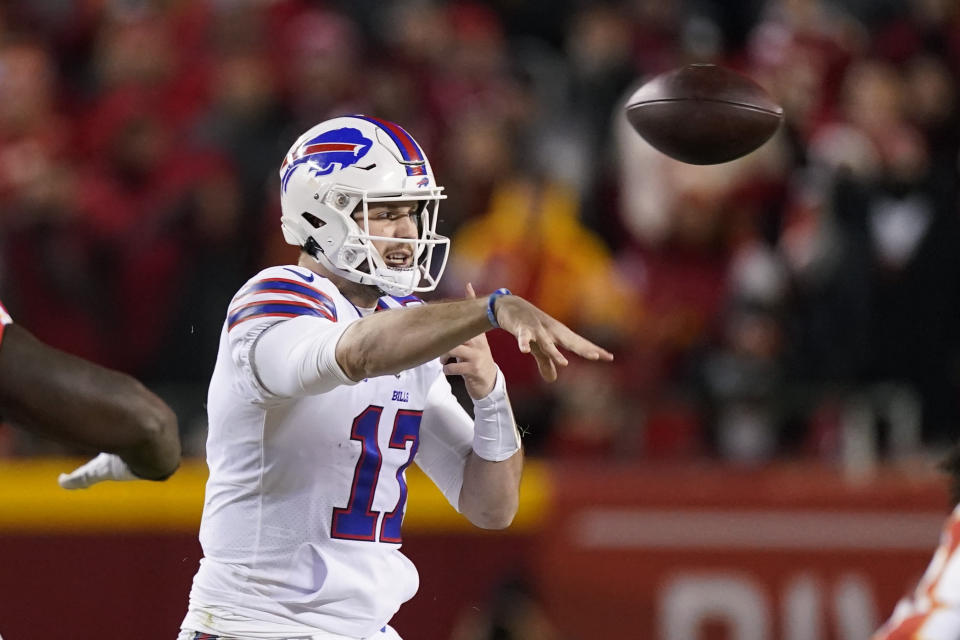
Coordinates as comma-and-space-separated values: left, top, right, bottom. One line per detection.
625, 63, 783, 165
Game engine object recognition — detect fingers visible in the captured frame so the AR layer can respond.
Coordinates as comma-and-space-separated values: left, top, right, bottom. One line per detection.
555, 327, 615, 361
58, 452, 136, 489
541, 337, 569, 368
446, 341, 487, 362
502, 299, 617, 380
443, 360, 471, 376
530, 333, 567, 382
58, 463, 95, 490
517, 323, 614, 382
530, 342, 558, 382
58, 471, 90, 490
445, 344, 471, 361
465, 282, 477, 299
518, 327, 569, 381
517, 327, 532, 354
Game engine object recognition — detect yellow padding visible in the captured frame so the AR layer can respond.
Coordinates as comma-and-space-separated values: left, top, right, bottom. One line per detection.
0, 459, 549, 534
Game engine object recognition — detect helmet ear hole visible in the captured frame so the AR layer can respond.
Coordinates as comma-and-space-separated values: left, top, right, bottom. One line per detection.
302, 212, 326, 229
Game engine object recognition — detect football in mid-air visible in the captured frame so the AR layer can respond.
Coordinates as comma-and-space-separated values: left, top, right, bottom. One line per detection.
625, 63, 783, 165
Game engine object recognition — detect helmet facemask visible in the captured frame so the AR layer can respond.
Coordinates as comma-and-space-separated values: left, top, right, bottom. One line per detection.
297, 185, 449, 297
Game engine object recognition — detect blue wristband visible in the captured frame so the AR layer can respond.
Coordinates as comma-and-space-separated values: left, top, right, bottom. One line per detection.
486, 288, 511, 329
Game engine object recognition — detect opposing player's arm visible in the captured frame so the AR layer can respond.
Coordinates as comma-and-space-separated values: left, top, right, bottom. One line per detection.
0, 324, 180, 480
335, 292, 613, 383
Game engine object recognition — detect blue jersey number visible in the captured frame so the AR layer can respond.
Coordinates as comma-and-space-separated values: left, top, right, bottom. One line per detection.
331, 405, 422, 543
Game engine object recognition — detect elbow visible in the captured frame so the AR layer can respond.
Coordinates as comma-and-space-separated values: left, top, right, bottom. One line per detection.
339, 347, 372, 382
471, 510, 517, 530
129, 382, 177, 442
142, 401, 181, 472
474, 512, 516, 530
340, 342, 400, 381
467, 498, 519, 530
125, 385, 181, 479
141, 398, 178, 447
336, 327, 377, 382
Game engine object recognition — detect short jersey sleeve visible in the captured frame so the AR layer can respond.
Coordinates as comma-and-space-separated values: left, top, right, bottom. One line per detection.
226, 266, 342, 396
0, 298, 13, 347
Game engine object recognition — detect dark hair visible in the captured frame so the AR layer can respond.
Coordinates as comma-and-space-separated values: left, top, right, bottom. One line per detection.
940, 440, 960, 504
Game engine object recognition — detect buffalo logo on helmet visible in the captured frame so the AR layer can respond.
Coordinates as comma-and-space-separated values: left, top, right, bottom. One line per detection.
281, 127, 374, 192
417, 177, 429, 188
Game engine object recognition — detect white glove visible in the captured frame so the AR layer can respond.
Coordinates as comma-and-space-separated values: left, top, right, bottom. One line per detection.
58, 452, 137, 489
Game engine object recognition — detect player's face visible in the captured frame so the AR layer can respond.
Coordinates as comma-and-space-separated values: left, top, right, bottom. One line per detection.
354, 200, 420, 269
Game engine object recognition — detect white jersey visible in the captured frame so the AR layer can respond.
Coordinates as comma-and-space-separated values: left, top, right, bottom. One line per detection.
183, 265, 475, 639
874, 504, 960, 639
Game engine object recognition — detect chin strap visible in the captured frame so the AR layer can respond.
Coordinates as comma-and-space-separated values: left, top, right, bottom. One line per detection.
304, 238, 324, 261
302, 240, 419, 297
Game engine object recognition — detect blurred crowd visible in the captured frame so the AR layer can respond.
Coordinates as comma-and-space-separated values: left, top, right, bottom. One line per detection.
1, 0, 958, 465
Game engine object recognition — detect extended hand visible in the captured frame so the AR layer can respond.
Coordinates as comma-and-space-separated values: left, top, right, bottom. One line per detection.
58, 452, 137, 489
443, 283, 499, 398
492, 294, 614, 382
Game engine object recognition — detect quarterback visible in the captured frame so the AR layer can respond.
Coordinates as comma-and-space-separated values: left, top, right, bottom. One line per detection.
171, 115, 612, 640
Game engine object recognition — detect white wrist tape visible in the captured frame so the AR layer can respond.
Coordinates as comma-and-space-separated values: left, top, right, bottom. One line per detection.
58, 452, 136, 489
471, 368, 521, 462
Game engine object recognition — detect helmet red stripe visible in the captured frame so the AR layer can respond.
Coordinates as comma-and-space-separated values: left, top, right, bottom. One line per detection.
302, 142, 363, 155
351, 115, 423, 162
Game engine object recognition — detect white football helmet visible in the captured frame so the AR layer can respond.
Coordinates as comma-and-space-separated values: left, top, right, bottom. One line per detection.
279, 115, 449, 297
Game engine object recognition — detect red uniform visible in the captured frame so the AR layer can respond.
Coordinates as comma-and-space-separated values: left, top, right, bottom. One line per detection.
874, 505, 960, 639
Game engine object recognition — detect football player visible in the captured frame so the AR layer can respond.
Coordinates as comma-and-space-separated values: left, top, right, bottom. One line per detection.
873, 443, 960, 639
0, 301, 180, 484
125, 114, 608, 640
